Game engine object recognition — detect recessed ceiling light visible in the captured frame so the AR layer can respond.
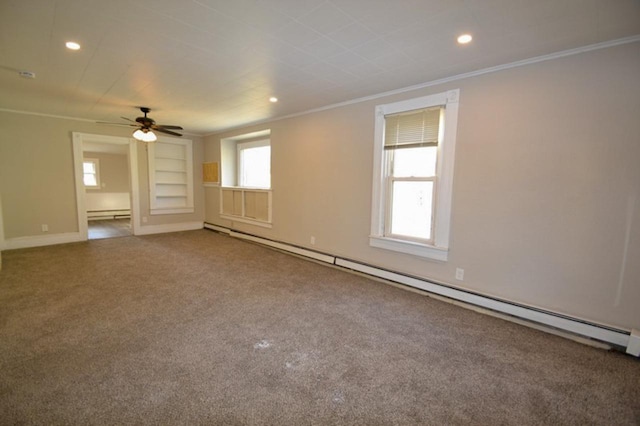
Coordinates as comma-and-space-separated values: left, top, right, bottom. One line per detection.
457, 34, 472, 44
65, 41, 81, 50
269, 97, 278, 103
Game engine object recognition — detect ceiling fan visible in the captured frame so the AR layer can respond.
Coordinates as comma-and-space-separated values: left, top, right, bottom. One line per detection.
100, 107, 183, 142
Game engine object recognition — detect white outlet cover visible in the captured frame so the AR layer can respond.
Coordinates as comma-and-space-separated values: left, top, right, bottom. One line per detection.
455, 268, 464, 280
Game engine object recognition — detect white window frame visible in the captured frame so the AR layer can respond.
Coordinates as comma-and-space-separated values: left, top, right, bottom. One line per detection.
370, 89, 459, 261
236, 139, 271, 189
83, 158, 100, 188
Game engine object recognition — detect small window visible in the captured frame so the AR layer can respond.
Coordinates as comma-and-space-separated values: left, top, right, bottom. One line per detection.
220, 130, 272, 228
237, 139, 271, 189
83, 159, 100, 188
370, 90, 459, 261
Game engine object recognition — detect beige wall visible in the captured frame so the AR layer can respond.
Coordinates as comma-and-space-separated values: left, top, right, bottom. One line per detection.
83, 151, 129, 194
204, 42, 640, 331
0, 114, 205, 238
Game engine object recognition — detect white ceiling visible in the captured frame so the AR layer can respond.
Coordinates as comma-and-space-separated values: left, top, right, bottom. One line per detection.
1, 0, 639, 135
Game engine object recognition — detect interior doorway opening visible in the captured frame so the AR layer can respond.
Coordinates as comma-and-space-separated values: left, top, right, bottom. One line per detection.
83, 141, 132, 239
72, 133, 138, 241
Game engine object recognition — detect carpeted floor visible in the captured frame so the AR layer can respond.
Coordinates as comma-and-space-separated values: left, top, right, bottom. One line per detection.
0, 230, 638, 424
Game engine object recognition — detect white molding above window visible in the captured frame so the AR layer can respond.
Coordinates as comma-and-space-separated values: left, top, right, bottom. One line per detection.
370, 89, 459, 261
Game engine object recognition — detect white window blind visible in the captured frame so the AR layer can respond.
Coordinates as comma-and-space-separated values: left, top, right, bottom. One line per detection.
384, 107, 442, 150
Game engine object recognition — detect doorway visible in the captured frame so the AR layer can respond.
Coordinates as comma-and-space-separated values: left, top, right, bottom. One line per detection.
72, 133, 139, 241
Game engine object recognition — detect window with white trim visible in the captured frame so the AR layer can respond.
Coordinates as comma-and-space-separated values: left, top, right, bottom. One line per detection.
220, 130, 272, 228
237, 139, 271, 189
83, 159, 100, 188
370, 89, 459, 261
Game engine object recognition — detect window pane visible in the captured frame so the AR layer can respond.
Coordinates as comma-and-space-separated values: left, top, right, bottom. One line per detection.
240, 145, 270, 188
392, 147, 437, 178
84, 173, 97, 186
83, 162, 95, 173
390, 181, 434, 240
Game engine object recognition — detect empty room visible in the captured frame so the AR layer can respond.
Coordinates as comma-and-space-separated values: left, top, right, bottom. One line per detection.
1, 0, 639, 424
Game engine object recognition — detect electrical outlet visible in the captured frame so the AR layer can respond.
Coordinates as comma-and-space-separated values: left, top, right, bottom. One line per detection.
455, 268, 464, 281
310, 236, 316, 245
142, 216, 148, 223
41, 224, 48, 232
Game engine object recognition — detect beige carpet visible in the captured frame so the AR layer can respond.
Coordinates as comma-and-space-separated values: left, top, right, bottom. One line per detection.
0, 230, 638, 424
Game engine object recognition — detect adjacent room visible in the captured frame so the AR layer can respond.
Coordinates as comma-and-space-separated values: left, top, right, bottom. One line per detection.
1, 0, 639, 423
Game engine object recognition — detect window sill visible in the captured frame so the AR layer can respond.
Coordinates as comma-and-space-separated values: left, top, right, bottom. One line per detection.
369, 236, 448, 261
150, 207, 194, 215
221, 185, 271, 191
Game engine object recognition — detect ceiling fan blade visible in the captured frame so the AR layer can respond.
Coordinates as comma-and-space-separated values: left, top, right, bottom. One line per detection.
153, 124, 183, 130
154, 128, 183, 137
120, 117, 138, 123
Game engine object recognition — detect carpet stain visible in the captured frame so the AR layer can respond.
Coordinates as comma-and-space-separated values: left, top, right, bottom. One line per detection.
332, 390, 345, 404
284, 351, 313, 370
253, 340, 271, 349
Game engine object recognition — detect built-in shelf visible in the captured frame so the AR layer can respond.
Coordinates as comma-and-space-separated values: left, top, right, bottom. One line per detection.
148, 139, 194, 215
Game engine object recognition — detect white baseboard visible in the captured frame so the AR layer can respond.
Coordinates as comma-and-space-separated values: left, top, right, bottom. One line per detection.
231, 231, 335, 264
203, 222, 635, 355
204, 223, 231, 234
2, 232, 83, 250
626, 329, 640, 356
335, 258, 630, 349
204, 223, 335, 263
0, 222, 204, 250
135, 221, 203, 236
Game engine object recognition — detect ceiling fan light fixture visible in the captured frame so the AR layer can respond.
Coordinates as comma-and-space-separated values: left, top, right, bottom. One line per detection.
133, 128, 157, 142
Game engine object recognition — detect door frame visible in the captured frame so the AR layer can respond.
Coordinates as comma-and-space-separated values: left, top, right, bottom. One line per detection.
72, 132, 140, 240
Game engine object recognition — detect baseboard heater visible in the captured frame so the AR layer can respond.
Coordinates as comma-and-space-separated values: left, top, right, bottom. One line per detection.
203, 222, 635, 354
87, 209, 131, 220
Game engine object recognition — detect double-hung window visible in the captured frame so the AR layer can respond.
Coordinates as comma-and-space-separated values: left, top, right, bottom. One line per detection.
370, 90, 459, 261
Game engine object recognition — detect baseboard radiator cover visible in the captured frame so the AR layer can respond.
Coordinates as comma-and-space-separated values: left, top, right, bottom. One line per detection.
203, 223, 634, 354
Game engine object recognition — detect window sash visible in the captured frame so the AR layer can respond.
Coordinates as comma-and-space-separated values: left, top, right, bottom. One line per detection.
237, 139, 271, 189
83, 160, 99, 187
385, 175, 436, 243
